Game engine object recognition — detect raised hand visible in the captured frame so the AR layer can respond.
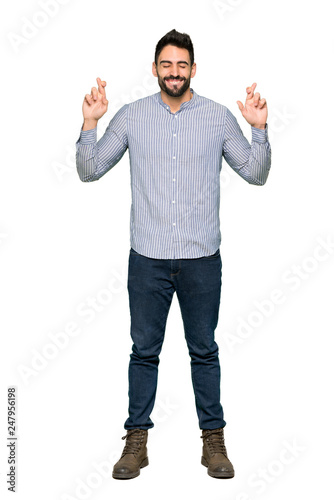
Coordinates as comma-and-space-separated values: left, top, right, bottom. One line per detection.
236, 83, 267, 129
82, 77, 109, 128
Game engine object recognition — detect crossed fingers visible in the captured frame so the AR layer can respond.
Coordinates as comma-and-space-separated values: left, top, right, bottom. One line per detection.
246, 83, 266, 109
85, 77, 107, 105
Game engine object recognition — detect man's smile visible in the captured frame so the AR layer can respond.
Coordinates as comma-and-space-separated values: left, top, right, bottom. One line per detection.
165, 78, 185, 84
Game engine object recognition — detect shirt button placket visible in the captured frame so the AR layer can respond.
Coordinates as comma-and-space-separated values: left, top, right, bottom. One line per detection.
172, 114, 178, 234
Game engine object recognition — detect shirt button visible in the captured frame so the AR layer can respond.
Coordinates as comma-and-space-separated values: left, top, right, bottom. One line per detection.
173, 156, 176, 160
173, 134, 176, 137
173, 178, 176, 182
173, 223, 176, 226
172, 200, 175, 203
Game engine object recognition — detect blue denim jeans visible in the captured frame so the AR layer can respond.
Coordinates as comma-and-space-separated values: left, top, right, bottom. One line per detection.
124, 247, 226, 431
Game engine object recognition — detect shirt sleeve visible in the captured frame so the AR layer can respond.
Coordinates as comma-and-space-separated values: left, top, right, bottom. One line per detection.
222, 107, 271, 185
75, 104, 129, 182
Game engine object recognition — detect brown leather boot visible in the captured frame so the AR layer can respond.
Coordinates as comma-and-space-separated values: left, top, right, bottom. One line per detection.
112, 429, 149, 479
201, 428, 235, 478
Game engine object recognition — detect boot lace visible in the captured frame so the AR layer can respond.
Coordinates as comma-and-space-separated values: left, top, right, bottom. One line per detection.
121, 429, 145, 458
201, 428, 227, 456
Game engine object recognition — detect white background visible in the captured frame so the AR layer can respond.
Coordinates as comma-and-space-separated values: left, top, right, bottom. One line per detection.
1, 0, 334, 498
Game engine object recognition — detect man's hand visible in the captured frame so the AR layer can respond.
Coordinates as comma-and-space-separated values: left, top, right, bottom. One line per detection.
82, 77, 109, 130
236, 83, 267, 129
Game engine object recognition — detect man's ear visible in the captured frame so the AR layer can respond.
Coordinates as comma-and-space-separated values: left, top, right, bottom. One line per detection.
191, 62, 197, 78
152, 62, 157, 77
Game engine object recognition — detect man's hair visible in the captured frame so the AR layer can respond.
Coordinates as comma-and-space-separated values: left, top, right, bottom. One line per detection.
154, 29, 194, 66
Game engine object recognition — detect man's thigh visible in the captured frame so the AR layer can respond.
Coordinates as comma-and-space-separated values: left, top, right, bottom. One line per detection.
175, 250, 222, 349
127, 249, 175, 352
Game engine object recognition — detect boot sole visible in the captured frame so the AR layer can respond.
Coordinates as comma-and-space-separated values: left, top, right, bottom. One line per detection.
112, 456, 149, 480
201, 456, 234, 479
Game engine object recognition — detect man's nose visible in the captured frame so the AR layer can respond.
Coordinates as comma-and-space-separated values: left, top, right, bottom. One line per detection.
170, 65, 181, 75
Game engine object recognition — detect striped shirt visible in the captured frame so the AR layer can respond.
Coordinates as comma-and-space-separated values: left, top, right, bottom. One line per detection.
76, 89, 271, 259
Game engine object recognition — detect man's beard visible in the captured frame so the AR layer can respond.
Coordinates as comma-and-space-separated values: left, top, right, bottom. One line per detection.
157, 73, 191, 98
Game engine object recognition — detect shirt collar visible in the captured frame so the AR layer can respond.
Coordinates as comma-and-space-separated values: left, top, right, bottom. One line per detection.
155, 88, 197, 113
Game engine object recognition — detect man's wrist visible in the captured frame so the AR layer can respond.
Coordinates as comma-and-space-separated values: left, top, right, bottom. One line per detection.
82, 119, 98, 131
251, 123, 266, 130
251, 123, 268, 143
79, 126, 97, 145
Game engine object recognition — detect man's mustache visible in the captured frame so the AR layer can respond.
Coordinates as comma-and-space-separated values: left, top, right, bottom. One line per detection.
164, 76, 186, 81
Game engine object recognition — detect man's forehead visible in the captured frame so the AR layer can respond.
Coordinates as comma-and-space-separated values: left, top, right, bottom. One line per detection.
158, 45, 190, 63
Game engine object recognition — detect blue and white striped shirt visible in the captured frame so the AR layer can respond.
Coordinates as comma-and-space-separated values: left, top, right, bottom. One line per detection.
76, 89, 271, 259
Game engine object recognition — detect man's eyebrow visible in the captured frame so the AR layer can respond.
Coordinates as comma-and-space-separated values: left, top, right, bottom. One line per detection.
159, 60, 189, 65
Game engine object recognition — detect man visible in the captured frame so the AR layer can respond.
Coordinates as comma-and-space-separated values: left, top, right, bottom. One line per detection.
76, 29, 271, 480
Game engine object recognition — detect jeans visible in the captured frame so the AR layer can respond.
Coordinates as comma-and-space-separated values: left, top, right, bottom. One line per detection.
124, 247, 226, 431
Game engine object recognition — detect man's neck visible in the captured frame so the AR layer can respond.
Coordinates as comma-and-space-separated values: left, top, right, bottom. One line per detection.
160, 88, 193, 114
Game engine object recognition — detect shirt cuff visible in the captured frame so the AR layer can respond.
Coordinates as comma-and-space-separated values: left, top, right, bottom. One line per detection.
251, 123, 268, 143
78, 126, 97, 145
